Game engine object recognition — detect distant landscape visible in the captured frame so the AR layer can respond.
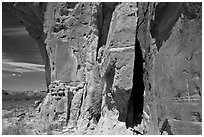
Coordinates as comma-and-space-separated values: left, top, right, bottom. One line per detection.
2, 89, 47, 134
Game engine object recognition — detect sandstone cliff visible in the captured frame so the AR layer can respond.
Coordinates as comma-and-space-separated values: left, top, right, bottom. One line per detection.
6, 2, 202, 135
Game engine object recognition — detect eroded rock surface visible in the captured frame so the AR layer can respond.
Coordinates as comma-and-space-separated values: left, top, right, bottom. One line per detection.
6, 2, 202, 135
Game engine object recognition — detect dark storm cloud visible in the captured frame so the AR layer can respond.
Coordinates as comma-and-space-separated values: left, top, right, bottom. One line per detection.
2, 3, 22, 28
2, 3, 44, 65
2, 33, 44, 65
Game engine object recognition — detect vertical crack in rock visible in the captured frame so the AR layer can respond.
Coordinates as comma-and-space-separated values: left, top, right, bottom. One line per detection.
65, 91, 74, 124
126, 2, 145, 129
126, 38, 144, 128
96, 2, 118, 62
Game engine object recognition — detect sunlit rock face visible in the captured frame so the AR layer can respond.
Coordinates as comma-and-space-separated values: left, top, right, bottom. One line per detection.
7, 2, 202, 135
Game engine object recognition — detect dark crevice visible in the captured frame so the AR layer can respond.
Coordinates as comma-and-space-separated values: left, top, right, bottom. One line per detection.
181, 2, 202, 19
60, 35, 66, 39
59, 2, 77, 16
96, 2, 118, 62
137, 2, 150, 28
53, 24, 66, 33
66, 92, 74, 124
160, 119, 173, 135
76, 93, 83, 121
126, 38, 144, 128
150, 2, 181, 50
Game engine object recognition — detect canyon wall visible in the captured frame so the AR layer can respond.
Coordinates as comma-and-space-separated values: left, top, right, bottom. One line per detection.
6, 2, 202, 135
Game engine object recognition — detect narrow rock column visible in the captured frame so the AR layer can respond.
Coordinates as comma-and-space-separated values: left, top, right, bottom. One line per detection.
93, 3, 139, 134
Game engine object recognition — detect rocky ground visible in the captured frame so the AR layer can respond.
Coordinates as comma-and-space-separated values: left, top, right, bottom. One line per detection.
2, 90, 48, 135
2, 88, 144, 135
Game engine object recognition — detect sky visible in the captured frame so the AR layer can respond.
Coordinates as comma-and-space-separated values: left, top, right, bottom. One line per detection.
2, 4, 47, 91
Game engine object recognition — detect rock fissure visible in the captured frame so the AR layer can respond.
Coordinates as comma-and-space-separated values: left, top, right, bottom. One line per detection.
96, 2, 118, 62
126, 38, 144, 128
125, 3, 146, 129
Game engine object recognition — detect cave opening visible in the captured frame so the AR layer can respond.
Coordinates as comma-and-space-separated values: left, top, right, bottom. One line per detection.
126, 38, 144, 128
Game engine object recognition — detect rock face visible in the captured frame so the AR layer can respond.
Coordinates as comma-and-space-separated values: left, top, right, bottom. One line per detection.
6, 2, 202, 135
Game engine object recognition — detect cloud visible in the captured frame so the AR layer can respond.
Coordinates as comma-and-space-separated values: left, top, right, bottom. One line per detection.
2, 71, 21, 78
3, 58, 45, 73
2, 27, 29, 36
12, 73, 21, 77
